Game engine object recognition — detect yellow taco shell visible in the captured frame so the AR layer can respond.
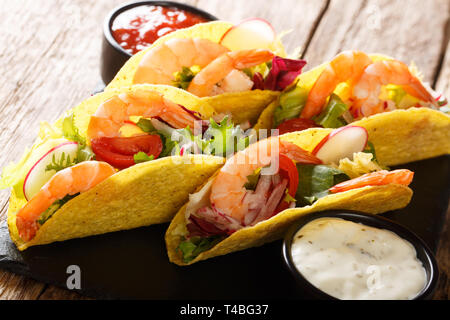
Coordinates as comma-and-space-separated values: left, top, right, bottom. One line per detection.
106, 21, 286, 125
9, 155, 224, 251
165, 130, 414, 265
254, 54, 450, 166
5, 84, 225, 250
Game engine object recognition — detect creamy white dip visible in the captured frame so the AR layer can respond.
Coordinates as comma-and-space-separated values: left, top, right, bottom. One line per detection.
291, 218, 427, 300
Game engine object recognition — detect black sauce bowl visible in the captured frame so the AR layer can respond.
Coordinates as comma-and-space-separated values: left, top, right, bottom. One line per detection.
101, 0, 219, 85
282, 210, 439, 300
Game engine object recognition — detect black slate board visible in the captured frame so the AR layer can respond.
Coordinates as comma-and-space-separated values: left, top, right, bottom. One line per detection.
0, 155, 448, 299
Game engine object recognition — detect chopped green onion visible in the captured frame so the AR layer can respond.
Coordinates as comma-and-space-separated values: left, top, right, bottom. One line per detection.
313, 94, 349, 128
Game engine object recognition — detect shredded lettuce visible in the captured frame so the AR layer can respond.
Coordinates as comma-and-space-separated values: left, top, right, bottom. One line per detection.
0, 114, 93, 199
61, 114, 95, 162
313, 94, 349, 128
273, 85, 309, 127
62, 114, 86, 146
0, 136, 68, 198
135, 116, 250, 158
337, 151, 384, 179
203, 117, 250, 157
177, 235, 224, 263
295, 164, 349, 206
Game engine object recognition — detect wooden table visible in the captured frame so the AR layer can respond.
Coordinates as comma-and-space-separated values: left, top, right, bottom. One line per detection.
0, 0, 448, 300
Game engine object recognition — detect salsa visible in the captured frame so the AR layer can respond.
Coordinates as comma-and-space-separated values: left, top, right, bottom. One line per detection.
111, 5, 209, 55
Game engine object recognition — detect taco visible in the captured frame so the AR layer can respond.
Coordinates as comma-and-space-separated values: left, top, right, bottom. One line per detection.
1, 84, 255, 250
254, 51, 450, 166
106, 20, 307, 125
165, 127, 414, 265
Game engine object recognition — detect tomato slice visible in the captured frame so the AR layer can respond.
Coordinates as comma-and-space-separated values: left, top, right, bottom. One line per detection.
275, 154, 299, 213
276, 118, 319, 135
91, 135, 163, 169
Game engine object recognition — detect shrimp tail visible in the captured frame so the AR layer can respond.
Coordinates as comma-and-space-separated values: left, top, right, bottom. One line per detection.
329, 169, 414, 193
228, 49, 274, 69
280, 141, 322, 164
301, 51, 372, 119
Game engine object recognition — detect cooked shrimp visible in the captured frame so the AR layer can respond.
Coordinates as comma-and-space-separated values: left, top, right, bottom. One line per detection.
213, 69, 255, 95
133, 38, 229, 85
300, 51, 373, 119
15, 161, 116, 242
87, 89, 198, 141
210, 137, 321, 223
329, 169, 414, 194
187, 49, 274, 97
352, 60, 436, 117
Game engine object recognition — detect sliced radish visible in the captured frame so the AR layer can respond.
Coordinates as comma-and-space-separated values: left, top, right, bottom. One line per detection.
23, 140, 79, 200
312, 126, 368, 164
219, 18, 276, 51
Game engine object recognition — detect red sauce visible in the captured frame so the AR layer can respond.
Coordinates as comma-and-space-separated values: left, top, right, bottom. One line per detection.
111, 5, 209, 55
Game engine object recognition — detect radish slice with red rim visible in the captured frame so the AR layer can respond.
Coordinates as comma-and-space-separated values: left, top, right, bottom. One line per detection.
219, 18, 276, 51
23, 141, 79, 200
312, 126, 368, 164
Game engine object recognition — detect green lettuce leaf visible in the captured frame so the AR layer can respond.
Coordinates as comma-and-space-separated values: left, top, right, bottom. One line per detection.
203, 117, 250, 157
62, 114, 86, 146
135, 118, 158, 134
295, 164, 349, 206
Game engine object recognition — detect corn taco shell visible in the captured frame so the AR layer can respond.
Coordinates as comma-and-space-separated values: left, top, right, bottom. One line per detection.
254, 54, 450, 166
4, 84, 225, 250
106, 21, 286, 125
165, 129, 414, 265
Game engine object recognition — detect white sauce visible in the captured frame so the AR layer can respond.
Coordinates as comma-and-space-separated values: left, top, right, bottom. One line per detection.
291, 218, 427, 300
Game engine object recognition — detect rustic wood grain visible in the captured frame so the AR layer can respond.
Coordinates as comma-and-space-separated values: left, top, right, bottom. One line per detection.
0, 0, 126, 300
0, 0, 448, 300
434, 10, 450, 300
434, 207, 449, 300
435, 12, 450, 96
195, 0, 329, 55
0, 270, 44, 299
37, 285, 92, 300
303, 0, 450, 83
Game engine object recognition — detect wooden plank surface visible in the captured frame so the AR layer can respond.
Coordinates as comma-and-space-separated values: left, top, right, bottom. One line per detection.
303, 0, 450, 83
196, 0, 329, 55
0, 0, 448, 300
